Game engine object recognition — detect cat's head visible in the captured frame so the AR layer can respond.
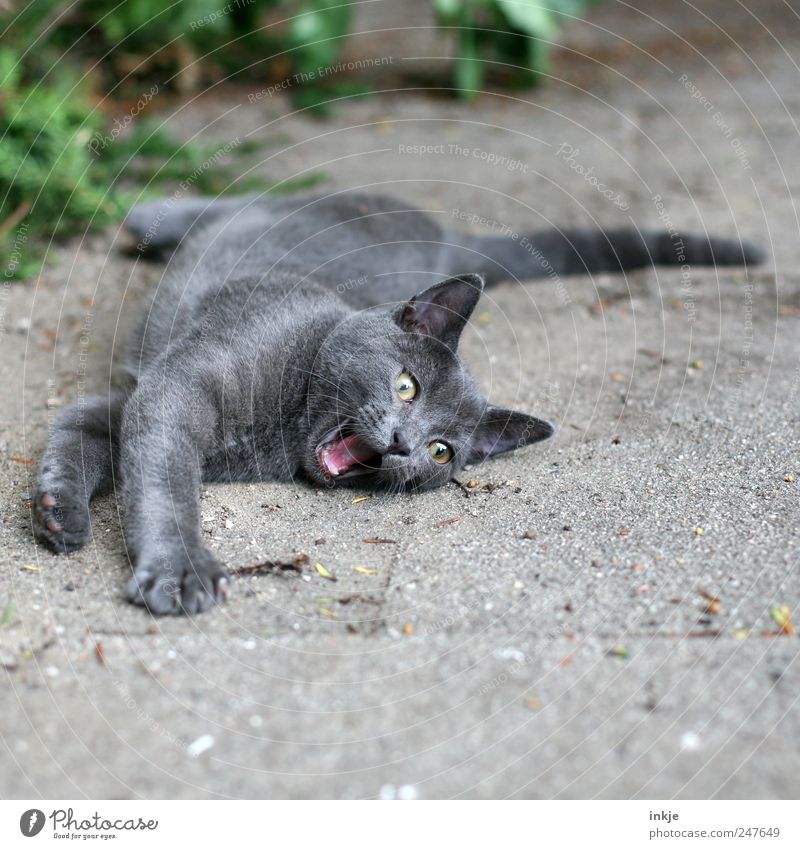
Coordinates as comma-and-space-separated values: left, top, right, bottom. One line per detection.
303, 274, 554, 491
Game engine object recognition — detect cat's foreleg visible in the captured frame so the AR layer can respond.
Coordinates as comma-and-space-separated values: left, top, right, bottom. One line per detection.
34, 392, 126, 553
120, 376, 229, 615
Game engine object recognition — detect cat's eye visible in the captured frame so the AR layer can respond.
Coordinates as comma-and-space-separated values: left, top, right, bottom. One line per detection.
395, 372, 418, 401
428, 441, 454, 464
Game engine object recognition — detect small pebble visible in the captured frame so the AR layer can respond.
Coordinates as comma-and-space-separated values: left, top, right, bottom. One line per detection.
187, 734, 215, 758
680, 731, 701, 751
378, 784, 418, 800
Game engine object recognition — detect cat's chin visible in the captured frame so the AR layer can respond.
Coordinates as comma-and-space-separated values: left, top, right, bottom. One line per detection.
314, 421, 383, 481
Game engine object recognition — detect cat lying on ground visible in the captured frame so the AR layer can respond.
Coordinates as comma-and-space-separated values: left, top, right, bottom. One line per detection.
33, 191, 763, 614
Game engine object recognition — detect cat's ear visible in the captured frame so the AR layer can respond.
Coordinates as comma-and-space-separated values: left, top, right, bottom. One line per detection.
467, 406, 554, 463
397, 274, 484, 350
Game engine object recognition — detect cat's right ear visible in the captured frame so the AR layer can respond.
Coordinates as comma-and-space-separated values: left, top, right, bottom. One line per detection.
396, 274, 484, 350
467, 406, 555, 464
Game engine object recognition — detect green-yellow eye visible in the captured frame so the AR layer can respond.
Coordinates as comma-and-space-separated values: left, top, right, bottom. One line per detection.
428, 441, 453, 464
395, 372, 418, 401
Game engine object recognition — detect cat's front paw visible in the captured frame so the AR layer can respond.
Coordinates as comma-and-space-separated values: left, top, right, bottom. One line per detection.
33, 486, 92, 553
126, 548, 231, 615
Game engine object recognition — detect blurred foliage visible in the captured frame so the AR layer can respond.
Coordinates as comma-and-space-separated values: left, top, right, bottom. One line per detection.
434, 0, 603, 94
4, 0, 354, 96
0, 0, 603, 279
0, 0, 332, 279
4, 1, 602, 99
0, 48, 322, 279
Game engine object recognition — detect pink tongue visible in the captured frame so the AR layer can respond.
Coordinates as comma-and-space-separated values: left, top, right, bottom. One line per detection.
324, 434, 377, 475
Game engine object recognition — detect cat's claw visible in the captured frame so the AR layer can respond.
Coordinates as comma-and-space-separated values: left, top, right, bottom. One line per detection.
33, 487, 92, 553
126, 552, 231, 616
216, 577, 231, 601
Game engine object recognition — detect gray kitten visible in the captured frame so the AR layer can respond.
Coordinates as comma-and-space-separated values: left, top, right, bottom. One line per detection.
33, 191, 762, 614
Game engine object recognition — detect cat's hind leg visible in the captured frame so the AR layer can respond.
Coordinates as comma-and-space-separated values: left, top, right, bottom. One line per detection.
125, 194, 260, 257
34, 392, 125, 553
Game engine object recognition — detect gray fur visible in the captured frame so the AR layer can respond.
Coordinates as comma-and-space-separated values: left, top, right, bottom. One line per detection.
34, 191, 763, 614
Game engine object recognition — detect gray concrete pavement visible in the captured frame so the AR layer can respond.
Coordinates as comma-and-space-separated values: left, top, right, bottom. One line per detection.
1, 0, 798, 798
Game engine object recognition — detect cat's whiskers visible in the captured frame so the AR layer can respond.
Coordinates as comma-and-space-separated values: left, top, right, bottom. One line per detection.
312, 391, 360, 409
292, 365, 354, 394
313, 404, 363, 422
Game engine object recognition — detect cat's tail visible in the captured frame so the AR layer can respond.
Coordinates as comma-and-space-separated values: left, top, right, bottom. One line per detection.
457, 228, 765, 285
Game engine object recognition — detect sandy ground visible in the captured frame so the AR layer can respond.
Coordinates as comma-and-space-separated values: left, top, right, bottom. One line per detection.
1, 0, 798, 798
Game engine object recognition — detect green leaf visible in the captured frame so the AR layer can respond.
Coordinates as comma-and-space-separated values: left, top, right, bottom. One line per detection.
289, 0, 353, 77
434, 0, 463, 23
454, 26, 484, 97
315, 562, 337, 581
496, 1, 560, 41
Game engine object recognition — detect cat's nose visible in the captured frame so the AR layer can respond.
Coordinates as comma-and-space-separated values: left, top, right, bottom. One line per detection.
385, 430, 411, 456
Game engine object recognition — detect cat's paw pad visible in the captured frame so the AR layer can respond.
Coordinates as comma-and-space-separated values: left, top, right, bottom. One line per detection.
33, 487, 91, 553
126, 551, 230, 616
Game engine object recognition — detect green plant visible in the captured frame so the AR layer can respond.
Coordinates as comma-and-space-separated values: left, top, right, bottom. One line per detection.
285, 0, 367, 113
0, 43, 323, 280
6, 0, 352, 96
0, 46, 124, 278
434, 0, 602, 95
3, 0, 270, 94
288, 0, 353, 78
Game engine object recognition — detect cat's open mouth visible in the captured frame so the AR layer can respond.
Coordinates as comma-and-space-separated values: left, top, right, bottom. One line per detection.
316, 422, 382, 478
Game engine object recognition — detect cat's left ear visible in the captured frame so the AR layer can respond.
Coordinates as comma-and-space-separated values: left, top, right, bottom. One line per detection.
397, 274, 484, 350
467, 406, 554, 463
